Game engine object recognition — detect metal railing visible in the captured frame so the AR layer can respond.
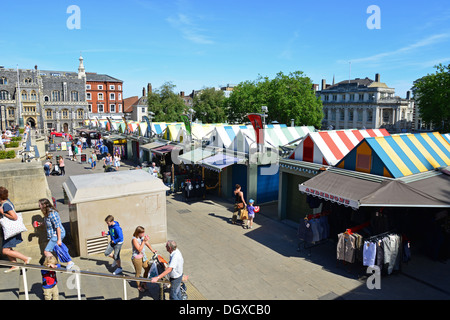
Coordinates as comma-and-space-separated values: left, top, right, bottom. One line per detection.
0, 260, 169, 300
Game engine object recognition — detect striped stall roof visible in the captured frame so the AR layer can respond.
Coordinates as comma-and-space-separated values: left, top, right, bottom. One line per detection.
289, 129, 390, 165
336, 132, 450, 178
443, 133, 450, 145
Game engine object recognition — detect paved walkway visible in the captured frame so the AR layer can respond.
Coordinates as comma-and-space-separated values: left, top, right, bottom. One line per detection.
0, 138, 449, 300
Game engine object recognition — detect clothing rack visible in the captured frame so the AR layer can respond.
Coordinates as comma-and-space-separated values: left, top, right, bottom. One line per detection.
363, 229, 403, 274
297, 211, 331, 256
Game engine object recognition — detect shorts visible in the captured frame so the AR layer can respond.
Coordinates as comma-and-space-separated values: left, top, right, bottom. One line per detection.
45, 230, 66, 252
248, 214, 255, 219
2, 233, 23, 248
91, 161, 96, 168
105, 242, 123, 261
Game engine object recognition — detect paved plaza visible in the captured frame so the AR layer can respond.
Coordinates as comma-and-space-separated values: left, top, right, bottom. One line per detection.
0, 140, 449, 300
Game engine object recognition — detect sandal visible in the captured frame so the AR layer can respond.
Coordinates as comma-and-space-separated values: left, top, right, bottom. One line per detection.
4, 266, 20, 273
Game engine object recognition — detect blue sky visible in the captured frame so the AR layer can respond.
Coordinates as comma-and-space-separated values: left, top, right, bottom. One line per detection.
2, 0, 450, 99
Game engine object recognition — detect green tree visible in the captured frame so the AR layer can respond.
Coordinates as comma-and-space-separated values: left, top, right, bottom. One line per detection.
226, 71, 323, 127
412, 63, 450, 132
192, 87, 227, 123
147, 82, 187, 122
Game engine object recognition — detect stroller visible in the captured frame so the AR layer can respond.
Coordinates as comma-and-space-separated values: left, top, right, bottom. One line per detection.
150, 253, 188, 300
50, 164, 62, 176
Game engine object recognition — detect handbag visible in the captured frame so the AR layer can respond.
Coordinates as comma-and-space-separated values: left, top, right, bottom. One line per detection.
237, 203, 244, 209
240, 208, 249, 220
0, 201, 27, 240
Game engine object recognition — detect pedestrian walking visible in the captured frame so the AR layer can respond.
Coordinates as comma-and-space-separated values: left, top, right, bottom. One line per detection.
91, 152, 97, 170
231, 184, 246, 225
151, 240, 184, 300
58, 156, 65, 176
44, 160, 52, 176
245, 199, 256, 229
72, 144, 77, 162
41, 255, 60, 300
103, 215, 124, 275
37, 198, 75, 270
114, 151, 121, 171
0, 187, 32, 273
131, 226, 157, 292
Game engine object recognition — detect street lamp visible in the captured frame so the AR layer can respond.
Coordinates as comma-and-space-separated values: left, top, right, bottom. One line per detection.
261, 106, 268, 126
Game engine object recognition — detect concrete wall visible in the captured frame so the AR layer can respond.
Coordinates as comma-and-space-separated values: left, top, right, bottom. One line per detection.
70, 191, 167, 257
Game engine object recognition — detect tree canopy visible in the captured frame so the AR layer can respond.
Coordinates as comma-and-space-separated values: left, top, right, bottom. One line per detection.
412, 63, 450, 132
225, 71, 323, 128
147, 82, 187, 122
192, 87, 227, 123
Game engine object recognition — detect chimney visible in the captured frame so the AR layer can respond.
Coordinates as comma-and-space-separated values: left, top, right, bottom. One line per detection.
375, 73, 380, 82
291, 119, 295, 127
147, 83, 152, 95
406, 91, 411, 100
180, 91, 185, 97
143, 87, 146, 97
322, 79, 326, 91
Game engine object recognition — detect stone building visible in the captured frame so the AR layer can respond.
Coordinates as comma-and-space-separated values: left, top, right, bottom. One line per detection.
0, 56, 89, 133
318, 73, 414, 132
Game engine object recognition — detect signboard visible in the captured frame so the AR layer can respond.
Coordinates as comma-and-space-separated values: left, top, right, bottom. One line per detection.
49, 144, 56, 152
56, 144, 61, 151
61, 142, 67, 151
80, 154, 87, 163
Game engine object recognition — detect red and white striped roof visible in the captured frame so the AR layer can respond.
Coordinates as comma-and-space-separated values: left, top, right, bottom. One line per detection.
289, 129, 390, 165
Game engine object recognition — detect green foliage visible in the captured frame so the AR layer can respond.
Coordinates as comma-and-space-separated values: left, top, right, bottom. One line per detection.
412, 63, 450, 132
147, 82, 188, 122
5, 141, 19, 148
0, 150, 15, 159
192, 87, 227, 123
10, 137, 22, 142
225, 71, 323, 127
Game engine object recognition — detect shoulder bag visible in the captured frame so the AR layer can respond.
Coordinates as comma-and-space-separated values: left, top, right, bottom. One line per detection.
0, 201, 27, 240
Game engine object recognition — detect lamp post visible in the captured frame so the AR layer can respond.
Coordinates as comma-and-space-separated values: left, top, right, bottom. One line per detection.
261, 105, 268, 126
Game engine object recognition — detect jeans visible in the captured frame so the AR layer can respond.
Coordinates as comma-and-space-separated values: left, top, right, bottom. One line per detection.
44, 165, 50, 176
45, 230, 66, 252
104, 242, 123, 261
170, 275, 183, 300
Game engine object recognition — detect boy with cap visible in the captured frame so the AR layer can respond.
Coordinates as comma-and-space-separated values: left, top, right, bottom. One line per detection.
246, 199, 256, 229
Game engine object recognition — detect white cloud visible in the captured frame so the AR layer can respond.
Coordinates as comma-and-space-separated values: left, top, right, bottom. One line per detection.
339, 33, 450, 65
167, 13, 214, 45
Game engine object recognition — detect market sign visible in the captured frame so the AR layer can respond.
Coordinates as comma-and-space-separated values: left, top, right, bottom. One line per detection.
113, 139, 127, 145
298, 184, 359, 209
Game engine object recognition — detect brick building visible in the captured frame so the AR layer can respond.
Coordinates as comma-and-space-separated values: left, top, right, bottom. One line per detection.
86, 72, 123, 119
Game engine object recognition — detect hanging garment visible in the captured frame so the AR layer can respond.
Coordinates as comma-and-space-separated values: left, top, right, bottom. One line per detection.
337, 233, 356, 263
310, 219, 321, 242
363, 241, 377, 267
375, 240, 385, 270
382, 234, 400, 275
298, 219, 314, 244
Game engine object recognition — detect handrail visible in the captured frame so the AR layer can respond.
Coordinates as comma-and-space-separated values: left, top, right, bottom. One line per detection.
0, 260, 169, 300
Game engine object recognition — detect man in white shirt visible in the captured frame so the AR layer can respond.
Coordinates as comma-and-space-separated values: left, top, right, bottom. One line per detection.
151, 240, 184, 300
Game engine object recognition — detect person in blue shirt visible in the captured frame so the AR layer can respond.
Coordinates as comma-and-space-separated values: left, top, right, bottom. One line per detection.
104, 215, 124, 275
245, 199, 256, 229
41, 255, 61, 300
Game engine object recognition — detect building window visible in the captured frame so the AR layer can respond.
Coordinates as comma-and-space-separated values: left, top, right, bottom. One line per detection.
86, 84, 91, 90
349, 110, 354, 121
98, 85, 103, 90
88, 104, 92, 112
77, 109, 84, 119
359, 94, 364, 101
333, 95, 337, 101
118, 85, 122, 90
110, 93, 115, 100
21, 91, 28, 101
358, 110, 363, 121
7, 108, 14, 117
118, 93, 122, 100
30, 91, 37, 101
98, 93, 104, 100
86, 93, 91, 100
367, 111, 373, 122
0, 90, 9, 100
0, 77, 7, 85
109, 85, 115, 90
110, 104, 115, 113
350, 94, 355, 101
356, 154, 371, 172
331, 112, 336, 121
62, 109, 69, 119
340, 110, 344, 121
71, 91, 79, 102
46, 109, 53, 120
118, 104, 122, 112
98, 104, 104, 113
24, 78, 32, 84
52, 91, 61, 101
342, 94, 346, 101
44, 96, 50, 102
